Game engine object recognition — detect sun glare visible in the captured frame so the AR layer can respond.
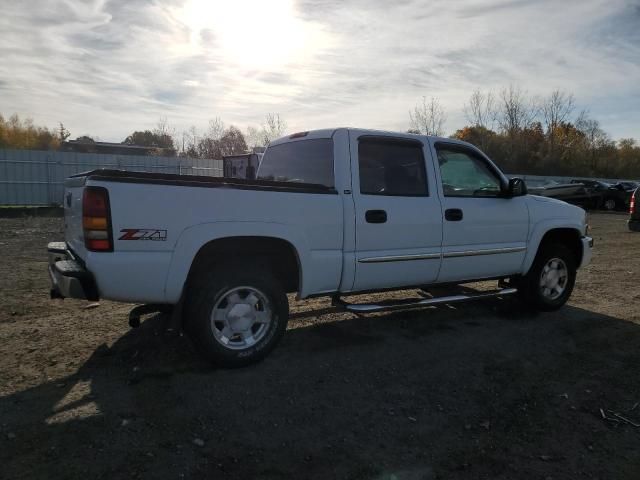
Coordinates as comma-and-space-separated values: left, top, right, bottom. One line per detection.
181, 0, 316, 69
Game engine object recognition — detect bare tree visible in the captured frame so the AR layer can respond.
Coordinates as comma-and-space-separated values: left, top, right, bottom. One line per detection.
541, 90, 575, 159
195, 118, 226, 158
261, 113, 287, 145
245, 125, 262, 149
207, 117, 225, 141
496, 85, 540, 164
154, 117, 172, 137
409, 96, 447, 136
180, 125, 199, 157
497, 85, 537, 136
148, 116, 177, 153
464, 89, 496, 130
576, 110, 611, 172
541, 90, 575, 133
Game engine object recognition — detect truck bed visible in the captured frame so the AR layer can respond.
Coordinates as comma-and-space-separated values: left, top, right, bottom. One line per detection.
70, 169, 336, 194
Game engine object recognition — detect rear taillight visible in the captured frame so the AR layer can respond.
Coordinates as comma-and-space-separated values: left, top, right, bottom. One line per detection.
631, 191, 635, 214
82, 186, 113, 251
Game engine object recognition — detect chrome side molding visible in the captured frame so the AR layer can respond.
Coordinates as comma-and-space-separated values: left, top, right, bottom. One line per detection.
358, 247, 526, 264
443, 246, 526, 258
358, 253, 441, 263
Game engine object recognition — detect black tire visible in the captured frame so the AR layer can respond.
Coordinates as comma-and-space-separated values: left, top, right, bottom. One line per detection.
518, 243, 577, 312
184, 260, 289, 368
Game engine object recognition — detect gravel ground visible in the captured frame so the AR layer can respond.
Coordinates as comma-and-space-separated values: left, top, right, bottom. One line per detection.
1, 212, 639, 480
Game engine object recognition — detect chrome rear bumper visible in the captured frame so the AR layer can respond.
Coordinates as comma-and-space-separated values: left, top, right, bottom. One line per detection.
48, 242, 99, 300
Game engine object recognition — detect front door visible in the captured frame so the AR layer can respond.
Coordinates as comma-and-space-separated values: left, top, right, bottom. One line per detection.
349, 132, 443, 291
432, 141, 529, 283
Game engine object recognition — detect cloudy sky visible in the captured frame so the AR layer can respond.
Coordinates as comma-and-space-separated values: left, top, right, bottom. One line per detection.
1, 0, 638, 142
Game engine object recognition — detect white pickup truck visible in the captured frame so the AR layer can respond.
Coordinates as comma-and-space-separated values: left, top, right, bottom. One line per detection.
48, 128, 593, 366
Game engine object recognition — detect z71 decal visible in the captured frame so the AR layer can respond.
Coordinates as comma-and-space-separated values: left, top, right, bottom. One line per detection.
119, 229, 167, 241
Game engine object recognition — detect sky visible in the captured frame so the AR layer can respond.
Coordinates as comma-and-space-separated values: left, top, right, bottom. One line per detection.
1, 0, 639, 142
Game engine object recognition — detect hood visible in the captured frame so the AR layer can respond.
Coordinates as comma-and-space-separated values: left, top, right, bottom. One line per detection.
530, 194, 573, 207
527, 194, 587, 234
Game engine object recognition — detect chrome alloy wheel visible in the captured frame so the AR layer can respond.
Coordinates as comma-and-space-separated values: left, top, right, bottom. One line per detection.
539, 258, 568, 300
210, 286, 273, 350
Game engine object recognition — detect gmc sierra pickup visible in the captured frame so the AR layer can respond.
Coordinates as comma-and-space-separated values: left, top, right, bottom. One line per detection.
48, 128, 593, 367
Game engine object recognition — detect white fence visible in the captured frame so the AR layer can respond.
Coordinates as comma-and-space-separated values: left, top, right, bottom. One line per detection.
0, 149, 223, 206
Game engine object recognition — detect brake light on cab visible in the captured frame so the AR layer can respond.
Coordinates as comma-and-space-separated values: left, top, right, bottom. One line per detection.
631, 190, 636, 214
83, 186, 113, 251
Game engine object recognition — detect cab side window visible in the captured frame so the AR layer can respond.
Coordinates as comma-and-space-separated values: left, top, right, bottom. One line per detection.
257, 139, 334, 188
436, 145, 502, 197
358, 138, 428, 196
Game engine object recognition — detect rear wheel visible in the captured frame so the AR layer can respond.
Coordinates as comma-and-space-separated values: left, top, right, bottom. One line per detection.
518, 243, 576, 311
184, 261, 289, 367
603, 197, 618, 211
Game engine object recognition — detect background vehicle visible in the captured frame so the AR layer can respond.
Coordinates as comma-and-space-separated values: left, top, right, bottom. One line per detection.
618, 181, 639, 191
528, 180, 584, 198
48, 128, 592, 367
603, 182, 634, 211
223, 152, 262, 179
525, 179, 598, 209
569, 179, 637, 211
570, 179, 608, 209
629, 187, 639, 231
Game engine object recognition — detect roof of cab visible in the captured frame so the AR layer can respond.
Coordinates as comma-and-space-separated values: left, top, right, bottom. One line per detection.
267, 127, 475, 150
267, 128, 337, 147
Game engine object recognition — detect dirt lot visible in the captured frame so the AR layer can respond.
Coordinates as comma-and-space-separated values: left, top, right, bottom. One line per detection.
1, 213, 639, 480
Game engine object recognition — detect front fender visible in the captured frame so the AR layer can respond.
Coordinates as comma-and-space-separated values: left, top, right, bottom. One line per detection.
522, 218, 585, 274
163, 222, 310, 303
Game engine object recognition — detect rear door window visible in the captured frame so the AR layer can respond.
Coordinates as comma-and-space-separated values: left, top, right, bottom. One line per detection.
358, 138, 428, 196
257, 139, 334, 188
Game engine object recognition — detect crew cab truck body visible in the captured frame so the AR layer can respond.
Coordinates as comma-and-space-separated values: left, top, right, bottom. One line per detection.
49, 128, 593, 366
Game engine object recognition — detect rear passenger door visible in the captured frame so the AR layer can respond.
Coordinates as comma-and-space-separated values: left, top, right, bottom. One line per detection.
349, 132, 443, 291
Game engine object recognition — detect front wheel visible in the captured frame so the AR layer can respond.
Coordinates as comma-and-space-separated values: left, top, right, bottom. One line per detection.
518, 244, 577, 311
184, 261, 289, 367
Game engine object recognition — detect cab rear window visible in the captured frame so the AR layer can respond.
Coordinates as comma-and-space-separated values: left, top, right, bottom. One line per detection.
257, 139, 334, 188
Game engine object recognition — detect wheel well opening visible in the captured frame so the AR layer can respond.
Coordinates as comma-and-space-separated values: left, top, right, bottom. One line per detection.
187, 236, 300, 293
539, 228, 583, 264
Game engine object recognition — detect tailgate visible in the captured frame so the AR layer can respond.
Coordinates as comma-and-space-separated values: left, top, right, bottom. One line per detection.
64, 176, 88, 260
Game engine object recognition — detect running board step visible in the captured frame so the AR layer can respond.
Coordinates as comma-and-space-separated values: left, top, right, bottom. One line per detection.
333, 288, 518, 313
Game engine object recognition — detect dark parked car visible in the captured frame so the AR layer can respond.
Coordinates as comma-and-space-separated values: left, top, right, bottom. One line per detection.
569, 179, 608, 209
619, 181, 639, 191
629, 187, 639, 232
607, 182, 637, 211
571, 179, 635, 211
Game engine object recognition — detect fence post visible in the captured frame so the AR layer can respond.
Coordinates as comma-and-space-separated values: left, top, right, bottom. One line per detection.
45, 154, 50, 205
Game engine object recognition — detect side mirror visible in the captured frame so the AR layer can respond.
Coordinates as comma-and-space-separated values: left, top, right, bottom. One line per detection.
506, 177, 527, 197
